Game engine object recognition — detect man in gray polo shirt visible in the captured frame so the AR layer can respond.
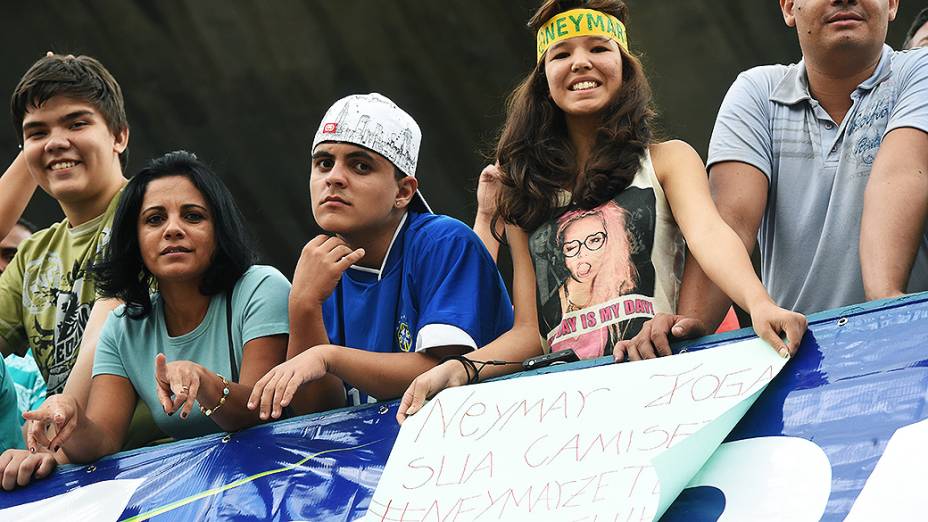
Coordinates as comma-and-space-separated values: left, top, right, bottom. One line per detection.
616, 0, 928, 357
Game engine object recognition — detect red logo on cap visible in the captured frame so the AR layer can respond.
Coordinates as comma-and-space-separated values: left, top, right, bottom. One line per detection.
322, 123, 338, 134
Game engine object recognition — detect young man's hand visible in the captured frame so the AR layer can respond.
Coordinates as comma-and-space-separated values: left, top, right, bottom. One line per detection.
247, 347, 330, 420
292, 235, 365, 306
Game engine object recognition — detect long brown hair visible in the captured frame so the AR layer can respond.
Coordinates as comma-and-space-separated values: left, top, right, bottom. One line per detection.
495, 0, 655, 233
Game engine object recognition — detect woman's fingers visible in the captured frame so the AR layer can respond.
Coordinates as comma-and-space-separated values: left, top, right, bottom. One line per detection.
154, 354, 176, 414
170, 379, 189, 414
612, 341, 629, 363
23, 408, 58, 451
396, 377, 432, 424
46, 413, 78, 452
179, 379, 201, 420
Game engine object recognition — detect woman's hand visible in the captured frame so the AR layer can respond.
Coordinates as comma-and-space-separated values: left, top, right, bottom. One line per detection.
154, 353, 206, 419
395, 360, 470, 424
749, 301, 807, 357
247, 348, 329, 420
476, 163, 503, 221
0, 448, 57, 490
22, 394, 82, 453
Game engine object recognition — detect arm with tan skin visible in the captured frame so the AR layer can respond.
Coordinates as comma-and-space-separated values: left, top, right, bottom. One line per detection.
618, 159, 770, 359
23, 374, 137, 465
0, 153, 38, 240
614, 142, 805, 361
252, 344, 475, 420
21, 298, 123, 456
252, 224, 524, 420
473, 164, 505, 261
861, 128, 928, 299
395, 225, 543, 423
154, 333, 288, 432
284, 234, 364, 414
61, 298, 122, 407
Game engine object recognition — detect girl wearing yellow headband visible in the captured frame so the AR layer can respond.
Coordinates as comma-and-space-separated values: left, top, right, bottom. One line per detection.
397, 0, 806, 422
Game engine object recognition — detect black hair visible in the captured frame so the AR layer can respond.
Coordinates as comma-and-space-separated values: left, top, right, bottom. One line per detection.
93, 151, 256, 318
903, 8, 928, 49
11, 53, 130, 170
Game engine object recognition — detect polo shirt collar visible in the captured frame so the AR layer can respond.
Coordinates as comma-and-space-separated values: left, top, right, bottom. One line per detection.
769, 44, 894, 106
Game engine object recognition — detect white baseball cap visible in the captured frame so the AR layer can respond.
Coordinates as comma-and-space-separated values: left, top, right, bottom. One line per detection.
312, 93, 431, 213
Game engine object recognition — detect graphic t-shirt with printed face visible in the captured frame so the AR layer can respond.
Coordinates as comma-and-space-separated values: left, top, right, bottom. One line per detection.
0, 192, 121, 394
529, 153, 684, 359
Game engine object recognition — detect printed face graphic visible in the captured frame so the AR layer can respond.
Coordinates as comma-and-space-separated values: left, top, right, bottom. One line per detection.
137, 175, 216, 286
561, 214, 608, 284
545, 35, 624, 120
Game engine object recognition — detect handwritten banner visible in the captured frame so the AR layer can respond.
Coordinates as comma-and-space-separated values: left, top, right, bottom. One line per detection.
365, 338, 787, 521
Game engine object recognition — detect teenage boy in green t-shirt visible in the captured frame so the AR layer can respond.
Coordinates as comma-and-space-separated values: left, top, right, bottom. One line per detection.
0, 54, 129, 398
0, 54, 137, 485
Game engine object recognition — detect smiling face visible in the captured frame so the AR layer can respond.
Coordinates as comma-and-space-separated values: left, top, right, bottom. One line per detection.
137, 175, 216, 286
781, 0, 898, 55
21, 95, 128, 206
561, 214, 609, 284
544, 35, 624, 121
309, 142, 415, 236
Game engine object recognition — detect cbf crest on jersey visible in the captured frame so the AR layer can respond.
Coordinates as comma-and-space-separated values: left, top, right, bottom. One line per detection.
395, 315, 412, 352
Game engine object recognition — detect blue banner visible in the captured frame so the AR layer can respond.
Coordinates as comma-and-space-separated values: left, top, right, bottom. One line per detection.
1, 293, 927, 520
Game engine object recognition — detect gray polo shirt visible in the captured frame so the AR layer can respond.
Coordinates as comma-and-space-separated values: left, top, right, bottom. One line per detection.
708, 45, 928, 314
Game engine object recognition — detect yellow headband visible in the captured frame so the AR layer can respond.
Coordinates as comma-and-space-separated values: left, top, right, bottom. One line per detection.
536, 8, 628, 63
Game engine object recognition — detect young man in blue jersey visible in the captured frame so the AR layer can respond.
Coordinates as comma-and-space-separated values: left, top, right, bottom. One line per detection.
249, 93, 514, 417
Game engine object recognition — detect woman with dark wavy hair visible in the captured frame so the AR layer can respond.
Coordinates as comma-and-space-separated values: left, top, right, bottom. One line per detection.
398, 0, 807, 421
4, 151, 298, 487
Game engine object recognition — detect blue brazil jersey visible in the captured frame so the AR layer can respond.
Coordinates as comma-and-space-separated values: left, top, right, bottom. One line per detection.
322, 212, 514, 405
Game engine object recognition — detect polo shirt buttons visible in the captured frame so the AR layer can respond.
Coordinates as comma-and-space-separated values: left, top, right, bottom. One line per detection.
824, 122, 834, 130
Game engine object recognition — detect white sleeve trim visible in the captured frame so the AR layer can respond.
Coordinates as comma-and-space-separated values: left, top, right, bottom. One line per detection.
415, 323, 477, 353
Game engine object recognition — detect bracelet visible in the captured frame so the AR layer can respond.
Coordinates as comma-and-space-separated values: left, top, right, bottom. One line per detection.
199, 373, 230, 417
438, 356, 521, 385
440, 355, 479, 385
